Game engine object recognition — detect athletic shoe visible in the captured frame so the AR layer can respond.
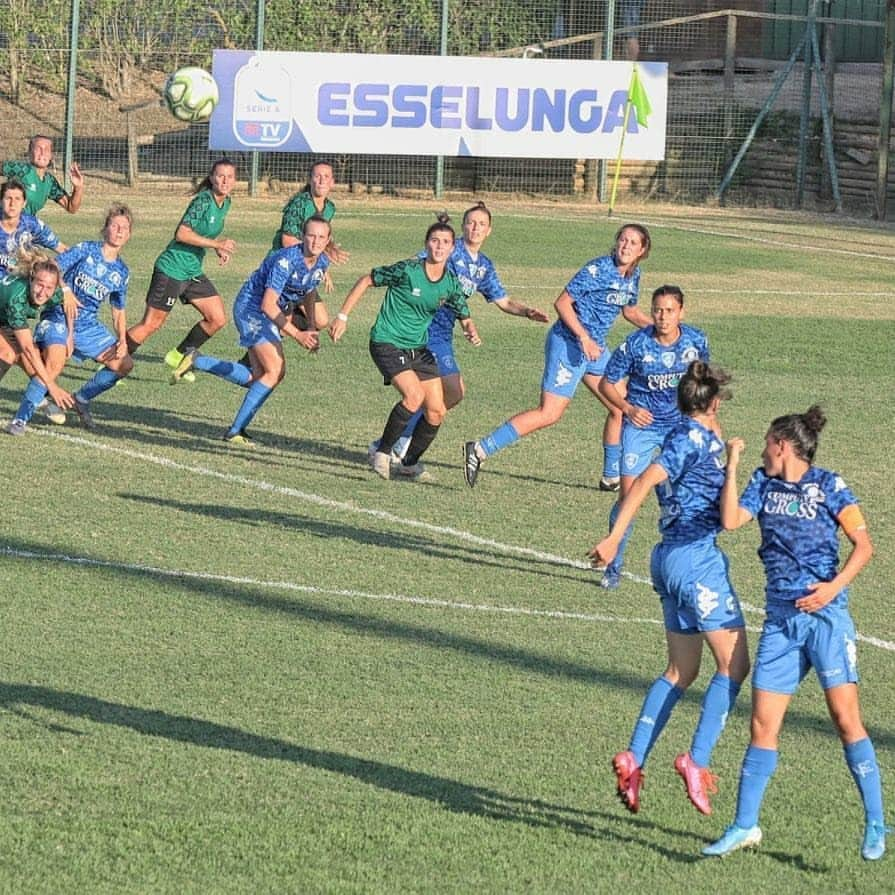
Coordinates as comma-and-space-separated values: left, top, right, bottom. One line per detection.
599, 476, 621, 492
368, 439, 382, 461
674, 752, 719, 816
464, 441, 482, 488
73, 395, 96, 431
171, 349, 197, 384
6, 419, 27, 436
44, 400, 66, 425
165, 347, 195, 383
702, 824, 762, 857
223, 432, 255, 447
599, 568, 621, 590
370, 450, 392, 480
394, 461, 427, 481
861, 820, 891, 861
238, 429, 255, 445
392, 434, 412, 461
612, 750, 644, 813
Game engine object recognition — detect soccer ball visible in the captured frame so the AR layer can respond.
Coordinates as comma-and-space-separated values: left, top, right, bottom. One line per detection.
163, 67, 219, 123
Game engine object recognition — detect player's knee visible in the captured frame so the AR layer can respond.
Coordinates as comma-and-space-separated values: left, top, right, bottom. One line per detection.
204, 312, 227, 333
403, 391, 425, 413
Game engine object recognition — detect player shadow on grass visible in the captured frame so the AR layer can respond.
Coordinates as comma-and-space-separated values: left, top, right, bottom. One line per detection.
117, 492, 598, 588
7, 535, 895, 760
26, 394, 373, 475
0, 679, 821, 866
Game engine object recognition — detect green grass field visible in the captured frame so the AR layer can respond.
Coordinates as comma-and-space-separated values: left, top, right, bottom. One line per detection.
1, 189, 893, 893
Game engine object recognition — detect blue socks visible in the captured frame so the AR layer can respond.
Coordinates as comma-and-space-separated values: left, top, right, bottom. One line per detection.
603, 442, 621, 479
628, 676, 684, 767
76, 367, 119, 402
14, 377, 49, 424
400, 409, 424, 443
480, 421, 520, 457
606, 499, 634, 574
228, 381, 273, 436
845, 737, 884, 823
690, 673, 741, 767
195, 355, 252, 387
734, 745, 778, 828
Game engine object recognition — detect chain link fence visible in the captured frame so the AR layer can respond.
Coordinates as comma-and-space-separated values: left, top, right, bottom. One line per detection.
0, 0, 890, 213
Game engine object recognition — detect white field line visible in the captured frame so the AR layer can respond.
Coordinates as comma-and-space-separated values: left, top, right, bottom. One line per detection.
21, 430, 895, 654
0, 546, 667, 629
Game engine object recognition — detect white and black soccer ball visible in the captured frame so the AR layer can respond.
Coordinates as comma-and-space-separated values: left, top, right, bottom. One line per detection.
163, 66, 219, 123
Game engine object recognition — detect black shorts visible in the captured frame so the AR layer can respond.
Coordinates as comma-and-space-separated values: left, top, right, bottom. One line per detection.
145, 268, 219, 312
369, 340, 439, 386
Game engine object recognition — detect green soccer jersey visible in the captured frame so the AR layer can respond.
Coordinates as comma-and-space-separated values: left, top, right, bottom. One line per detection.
369, 259, 470, 349
271, 190, 335, 251
155, 189, 231, 280
1, 161, 66, 215
0, 273, 62, 330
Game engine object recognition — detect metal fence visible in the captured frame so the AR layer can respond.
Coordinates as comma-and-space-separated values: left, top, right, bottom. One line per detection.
0, 0, 891, 214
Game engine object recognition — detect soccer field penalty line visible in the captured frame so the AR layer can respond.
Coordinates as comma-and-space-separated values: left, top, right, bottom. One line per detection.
0, 545, 667, 629
39, 433, 894, 653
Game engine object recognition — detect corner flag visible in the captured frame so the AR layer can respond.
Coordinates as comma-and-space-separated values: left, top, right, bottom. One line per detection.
628, 64, 652, 128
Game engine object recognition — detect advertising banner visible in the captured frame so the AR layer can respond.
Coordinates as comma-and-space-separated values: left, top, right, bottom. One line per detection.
210, 50, 667, 160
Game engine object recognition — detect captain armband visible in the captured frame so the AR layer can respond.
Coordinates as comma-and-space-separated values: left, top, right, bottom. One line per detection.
839, 504, 867, 537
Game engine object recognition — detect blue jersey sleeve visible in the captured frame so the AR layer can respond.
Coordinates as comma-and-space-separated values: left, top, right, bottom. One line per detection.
604, 339, 635, 384
26, 215, 61, 251
739, 468, 766, 519
56, 242, 90, 276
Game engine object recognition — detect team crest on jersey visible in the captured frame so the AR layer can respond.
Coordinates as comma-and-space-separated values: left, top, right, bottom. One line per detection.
688, 428, 705, 447
682, 346, 700, 362
587, 264, 598, 276
109, 271, 122, 287
661, 351, 676, 368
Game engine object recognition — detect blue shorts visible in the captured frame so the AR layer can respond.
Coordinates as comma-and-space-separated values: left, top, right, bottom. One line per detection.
753, 597, 858, 694
621, 419, 671, 477
234, 298, 281, 349
541, 322, 607, 398
73, 320, 117, 361
428, 339, 460, 377
651, 537, 744, 634
34, 311, 69, 348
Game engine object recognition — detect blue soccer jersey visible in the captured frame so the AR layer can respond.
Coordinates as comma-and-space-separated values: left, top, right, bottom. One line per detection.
0, 214, 62, 274
739, 466, 859, 602
557, 254, 641, 344
653, 418, 728, 545
57, 241, 129, 325
237, 245, 330, 314
605, 324, 710, 424
426, 241, 507, 345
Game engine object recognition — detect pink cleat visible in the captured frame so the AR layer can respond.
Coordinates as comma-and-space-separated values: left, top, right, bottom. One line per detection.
613, 750, 644, 813
674, 752, 719, 816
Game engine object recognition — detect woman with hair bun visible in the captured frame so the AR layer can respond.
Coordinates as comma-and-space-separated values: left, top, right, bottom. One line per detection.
329, 213, 480, 481
589, 361, 750, 818
703, 406, 887, 861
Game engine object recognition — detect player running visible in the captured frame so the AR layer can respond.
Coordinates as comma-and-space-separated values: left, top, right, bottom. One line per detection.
703, 406, 888, 861
329, 214, 480, 481
271, 160, 348, 327
463, 223, 652, 489
371, 201, 548, 461
590, 361, 749, 817
22, 206, 135, 432
171, 216, 329, 444
2, 134, 84, 216
596, 286, 709, 589
125, 158, 237, 380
